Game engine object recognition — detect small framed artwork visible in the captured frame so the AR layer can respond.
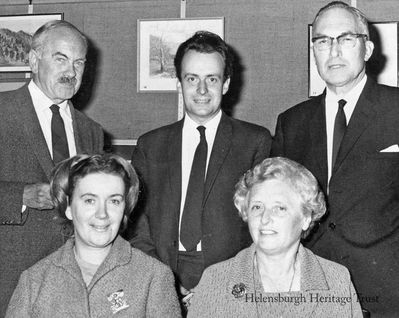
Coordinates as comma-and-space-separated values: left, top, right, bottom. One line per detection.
0, 13, 63, 72
308, 22, 399, 97
137, 17, 224, 92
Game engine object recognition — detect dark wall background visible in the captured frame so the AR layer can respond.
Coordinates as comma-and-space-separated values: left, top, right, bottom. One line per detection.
0, 0, 398, 150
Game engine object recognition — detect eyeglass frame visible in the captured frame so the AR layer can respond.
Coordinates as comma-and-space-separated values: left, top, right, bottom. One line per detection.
311, 32, 368, 51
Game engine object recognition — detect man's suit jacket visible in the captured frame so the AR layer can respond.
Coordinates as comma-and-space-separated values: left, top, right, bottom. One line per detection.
128, 112, 272, 276
272, 78, 399, 317
0, 85, 104, 316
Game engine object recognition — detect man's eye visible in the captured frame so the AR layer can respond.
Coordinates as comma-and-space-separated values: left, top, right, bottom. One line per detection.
317, 38, 329, 45
110, 199, 121, 205
74, 61, 85, 68
341, 36, 354, 42
186, 76, 198, 83
207, 77, 218, 84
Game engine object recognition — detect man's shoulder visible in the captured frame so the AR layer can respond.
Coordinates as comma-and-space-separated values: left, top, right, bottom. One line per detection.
228, 116, 271, 136
0, 85, 29, 109
137, 121, 181, 143
280, 96, 322, 119
374, 82, 399, 100
73, 107, 102, 130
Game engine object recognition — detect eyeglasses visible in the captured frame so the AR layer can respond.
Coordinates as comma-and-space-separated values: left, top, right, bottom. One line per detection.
312, 33, 368, 51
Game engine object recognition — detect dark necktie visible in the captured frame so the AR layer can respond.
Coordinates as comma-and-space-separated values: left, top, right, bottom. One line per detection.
332, 99, 347, 169
180, 126, 208, 251
50, 104, 69, 164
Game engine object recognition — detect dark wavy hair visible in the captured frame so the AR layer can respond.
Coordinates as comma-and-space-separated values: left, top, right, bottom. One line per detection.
50, 154, 139, 237
174, 30, 233, 82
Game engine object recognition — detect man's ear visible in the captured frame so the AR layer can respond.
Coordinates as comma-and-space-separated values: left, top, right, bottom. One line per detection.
28, 50, 40, 74
364, 40, 374, 62
222, 77, 230, 95
177, 80, 182, 93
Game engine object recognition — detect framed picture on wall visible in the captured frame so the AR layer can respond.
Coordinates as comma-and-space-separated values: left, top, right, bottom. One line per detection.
308, 22, 399, 97
0, 13, 63, 72
137, 17, 224, 92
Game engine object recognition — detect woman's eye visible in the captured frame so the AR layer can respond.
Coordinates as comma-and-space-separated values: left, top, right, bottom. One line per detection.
250, 203, 264, 215
273, 205, 287, 214
85, 198, 95, 205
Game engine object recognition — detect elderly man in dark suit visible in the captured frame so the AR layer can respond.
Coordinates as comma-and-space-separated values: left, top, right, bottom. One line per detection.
272, 2, 399, 317
128, 31, 271, 300
0, 20, 103, 315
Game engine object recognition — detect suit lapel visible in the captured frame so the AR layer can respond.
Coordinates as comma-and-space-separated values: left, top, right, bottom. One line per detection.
203, 113, 232, 204
308, 95, 329, 193
17, 86, 54, 181
70, 102, 83, 153
168, 120, 183, 221
332, 79, 377, 176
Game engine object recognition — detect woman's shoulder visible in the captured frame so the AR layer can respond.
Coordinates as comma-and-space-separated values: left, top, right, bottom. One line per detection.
198, 245, 254, 286
303, 246, 351, 279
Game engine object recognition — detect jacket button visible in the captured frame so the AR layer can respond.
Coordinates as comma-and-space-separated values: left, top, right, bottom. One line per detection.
328, 222, 336, 230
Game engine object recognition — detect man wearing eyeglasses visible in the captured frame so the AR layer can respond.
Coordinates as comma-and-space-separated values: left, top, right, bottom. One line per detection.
272, 2, 399, 317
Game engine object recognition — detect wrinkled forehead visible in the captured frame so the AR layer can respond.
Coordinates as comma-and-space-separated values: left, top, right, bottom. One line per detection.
313, 7, 361, 37
42, 27, 87, 54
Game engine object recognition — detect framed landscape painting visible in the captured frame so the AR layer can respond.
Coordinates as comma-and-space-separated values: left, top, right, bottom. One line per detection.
0, 13, 63, 72
137, 17, 224, 92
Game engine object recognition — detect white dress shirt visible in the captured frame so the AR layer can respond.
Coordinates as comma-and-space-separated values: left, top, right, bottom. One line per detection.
178, 111, 222, 251
28, 80, 77, 158
325, 75, 367, 184
21, 81, 77, 212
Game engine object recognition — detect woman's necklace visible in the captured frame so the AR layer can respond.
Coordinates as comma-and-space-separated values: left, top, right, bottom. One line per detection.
252, 251, 299, 318
255, 252, 298, 292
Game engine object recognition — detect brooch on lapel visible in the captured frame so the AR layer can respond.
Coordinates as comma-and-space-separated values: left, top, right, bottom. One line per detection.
232, 283, 247, 298
107, 289, 129, 314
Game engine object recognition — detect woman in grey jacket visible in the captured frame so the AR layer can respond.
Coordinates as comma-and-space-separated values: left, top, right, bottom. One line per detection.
188, 157, 362, 318
6, 154, 181, 318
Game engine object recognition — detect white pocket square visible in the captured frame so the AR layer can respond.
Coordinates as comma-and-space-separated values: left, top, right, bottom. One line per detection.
380, 144, 399, 152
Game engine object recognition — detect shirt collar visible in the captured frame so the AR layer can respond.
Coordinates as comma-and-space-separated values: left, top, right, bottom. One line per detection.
28, 80, 70, 114
183, 110, 222, 132
326, 75, 367, 106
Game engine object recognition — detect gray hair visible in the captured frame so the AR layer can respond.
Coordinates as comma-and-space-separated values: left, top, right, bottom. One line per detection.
234, 157, 326, 239
31, 20, 88, 52
312, 1, 370, 38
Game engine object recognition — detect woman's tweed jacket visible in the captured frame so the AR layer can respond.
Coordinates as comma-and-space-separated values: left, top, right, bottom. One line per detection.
188, 244, 362, 318
6, 235, 181, 318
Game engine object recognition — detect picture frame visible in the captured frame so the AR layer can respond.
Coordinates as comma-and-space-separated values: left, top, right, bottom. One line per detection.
0, 13, 63, 72
137, 17, 224, 92
308, 22, 399, 97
